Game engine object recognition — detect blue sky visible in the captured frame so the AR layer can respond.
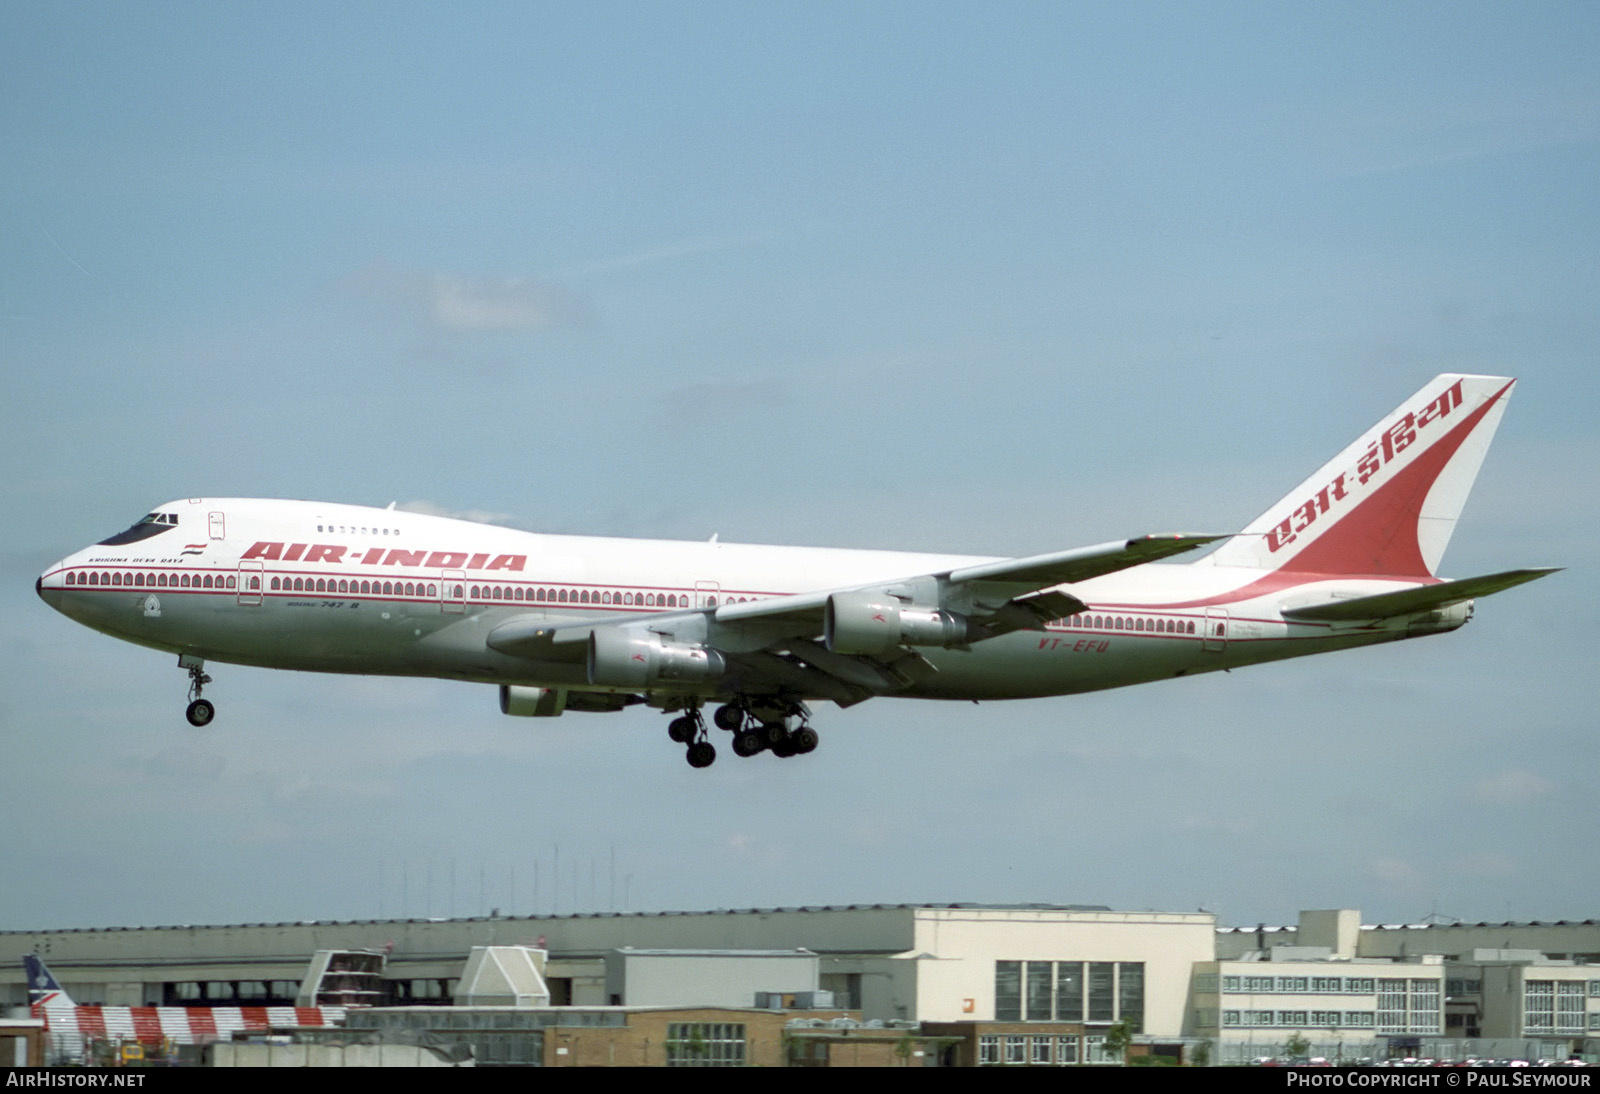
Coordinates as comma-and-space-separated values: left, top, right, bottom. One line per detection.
3, 2, 1596, 932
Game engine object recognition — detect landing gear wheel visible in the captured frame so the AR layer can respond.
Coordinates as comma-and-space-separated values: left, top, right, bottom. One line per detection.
791, 726, 818, 754
667, 716, 696, 743
686, 741, 717, 768
769, 735, 798, 758
185, 699, 215, 727
732, 731, 764, 758
760, 720, 788, 747
713, 704, 745, 732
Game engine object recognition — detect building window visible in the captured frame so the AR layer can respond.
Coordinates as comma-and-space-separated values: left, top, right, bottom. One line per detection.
1088, 962, 1115, 1022
995, 960, 1143, 1025
665, 1023, 745, 1067
1056, 961, 1084, 1021
1085, 1035, 1120, 1065
1119, 962, 1144, 1032
995, 961, 1022, 1021
1526, 980, 1555, 1034
1556, 981, 1586, 1034
1026, 962, 1052, 1021
1408, 979, 1441, 1034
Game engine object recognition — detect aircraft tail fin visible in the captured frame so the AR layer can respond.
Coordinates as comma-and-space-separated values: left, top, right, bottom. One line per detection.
25, 954, 74, 1010
1203, 374, 1516, 578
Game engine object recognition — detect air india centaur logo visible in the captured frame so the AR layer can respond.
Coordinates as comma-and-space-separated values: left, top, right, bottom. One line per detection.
1266, 379, 1464, 554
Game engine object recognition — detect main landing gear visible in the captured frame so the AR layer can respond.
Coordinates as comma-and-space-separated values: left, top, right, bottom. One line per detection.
180, 654, 214, 727
672, 699, 818, 768
667, 705, 717, 769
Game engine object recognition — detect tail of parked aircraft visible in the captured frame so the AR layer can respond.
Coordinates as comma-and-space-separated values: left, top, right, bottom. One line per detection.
25, 954, 73, 1011
1203, 374, 1517, 578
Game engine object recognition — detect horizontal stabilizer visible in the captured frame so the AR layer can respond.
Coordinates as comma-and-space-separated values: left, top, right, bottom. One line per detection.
1282, 568, 1559, 622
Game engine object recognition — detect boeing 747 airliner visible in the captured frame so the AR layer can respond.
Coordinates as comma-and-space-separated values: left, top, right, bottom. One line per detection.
37, 374, 1555, 768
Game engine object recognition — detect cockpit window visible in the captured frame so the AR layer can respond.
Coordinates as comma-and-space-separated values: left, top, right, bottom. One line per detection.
97, 512, 179, 546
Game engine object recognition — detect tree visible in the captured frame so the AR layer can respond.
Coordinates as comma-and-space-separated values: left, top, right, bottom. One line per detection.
1102, 1018, 1137, 1064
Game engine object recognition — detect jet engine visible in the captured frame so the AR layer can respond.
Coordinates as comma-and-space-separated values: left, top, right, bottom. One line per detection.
586, 629, 727, 688
823, 591, 972, 655
499, 685, 566, 717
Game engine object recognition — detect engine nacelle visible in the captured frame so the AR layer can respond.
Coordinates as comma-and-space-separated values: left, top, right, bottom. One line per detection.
499, 685, 567, 717
824, 591, 971, 655
587, 629, 727, 688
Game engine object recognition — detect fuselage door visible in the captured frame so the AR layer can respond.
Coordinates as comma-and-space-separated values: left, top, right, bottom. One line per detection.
1202, 607, 1229, 652
237, 561, 263, 606
208, 511, 226, 540
694, 581, 721, 610
441, 569, 466, 614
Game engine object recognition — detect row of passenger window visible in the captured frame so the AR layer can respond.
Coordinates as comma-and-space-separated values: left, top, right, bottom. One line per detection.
262, 577, 702, 606
1055, 613, 1197, 634
71, 568, 758, 611
272, 576, 438, 597
67, 570, 239, 590
65, 571, 1208, 632
471, 585, 689, 608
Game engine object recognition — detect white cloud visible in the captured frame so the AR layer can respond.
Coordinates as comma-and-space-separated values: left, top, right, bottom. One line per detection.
1470, 769, 1556, 806
425, 272, 579, 332
342, 263, 590, 333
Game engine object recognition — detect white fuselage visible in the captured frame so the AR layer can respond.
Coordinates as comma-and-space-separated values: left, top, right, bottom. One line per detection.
38, 498, 1459, 706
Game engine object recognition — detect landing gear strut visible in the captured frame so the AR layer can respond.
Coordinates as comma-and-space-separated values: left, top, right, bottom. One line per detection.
674, 698, 822, 766
712, 698, 819, 760
181, 655, 214, 727
669, 703, 717, 769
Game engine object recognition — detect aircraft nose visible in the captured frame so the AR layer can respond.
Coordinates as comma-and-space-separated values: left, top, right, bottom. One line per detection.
37, 564, 65, 609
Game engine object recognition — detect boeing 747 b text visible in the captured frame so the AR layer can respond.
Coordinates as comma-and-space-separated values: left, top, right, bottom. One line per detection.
37, 375, 1555, 768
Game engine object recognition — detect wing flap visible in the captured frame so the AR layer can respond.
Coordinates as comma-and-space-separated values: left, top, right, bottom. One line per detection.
1282, 568, 1559, 622
944, 534, 1226, 587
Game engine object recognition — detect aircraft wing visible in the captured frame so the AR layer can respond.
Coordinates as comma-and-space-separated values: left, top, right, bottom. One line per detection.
487, 534, 1223, 699
1281, 567, 1559, 622
712, 534, 1222, 620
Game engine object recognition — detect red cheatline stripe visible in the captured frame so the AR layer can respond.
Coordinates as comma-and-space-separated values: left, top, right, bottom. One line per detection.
76, 1006, 107, 1040
129, 1008, 164, 1044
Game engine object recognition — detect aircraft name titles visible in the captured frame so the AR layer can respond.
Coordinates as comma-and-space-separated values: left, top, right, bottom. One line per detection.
241, 541, 527, 571
1267, 378, 1465, 554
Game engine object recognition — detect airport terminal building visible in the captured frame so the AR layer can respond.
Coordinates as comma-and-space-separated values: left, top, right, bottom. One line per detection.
5, 904, 1599, 1065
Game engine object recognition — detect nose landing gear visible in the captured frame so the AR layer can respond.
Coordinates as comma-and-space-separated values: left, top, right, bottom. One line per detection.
180, 655, 214, 727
